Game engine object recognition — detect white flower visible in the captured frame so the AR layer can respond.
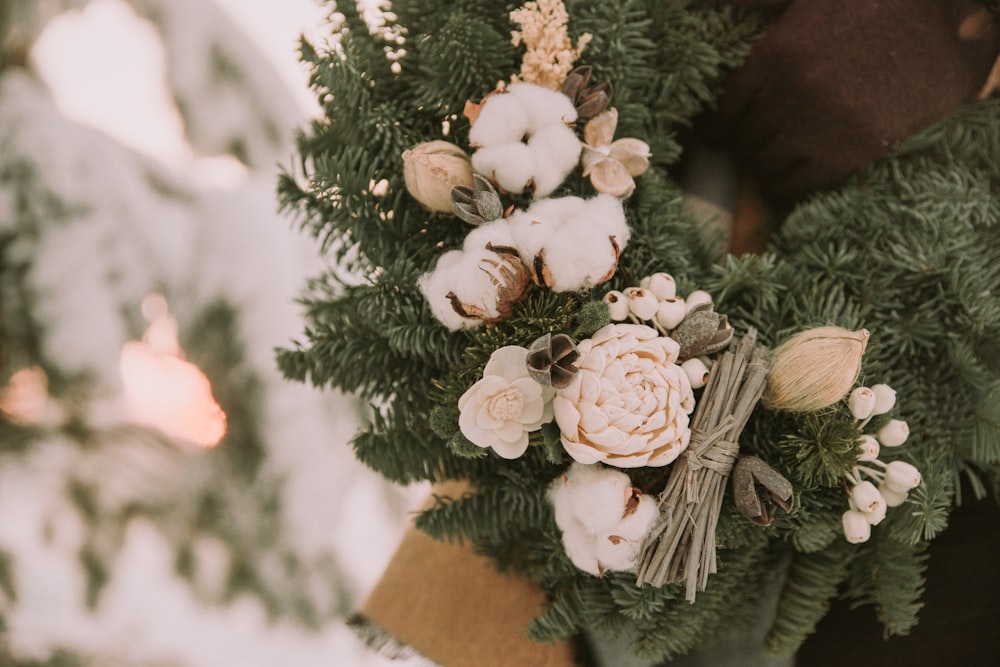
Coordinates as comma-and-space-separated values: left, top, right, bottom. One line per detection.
877, 419, 909, 447
884, 460, 921, 492
870, 384, 897, 415
879, 483, 909, 507
850, 480, 883, 513
681, 357, 710, 390
553, 324, 695, 468
458, 346, 554, 458
624, 287, 658, 320
640, 273, 677, 301
469, 83, 580, 197
857, 434, 880, 461
507, 194, 630, 293
549, 463, 659, 576
842, 510, 872, 543
848, 387, 876, 420
603, 290, 630, 321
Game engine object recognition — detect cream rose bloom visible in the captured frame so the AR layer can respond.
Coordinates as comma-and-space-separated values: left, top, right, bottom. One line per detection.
458, 346, 555, 459
553, 324, 694, 468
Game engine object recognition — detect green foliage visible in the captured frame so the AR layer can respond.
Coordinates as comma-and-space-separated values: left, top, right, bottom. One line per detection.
281, 0, 1000, 662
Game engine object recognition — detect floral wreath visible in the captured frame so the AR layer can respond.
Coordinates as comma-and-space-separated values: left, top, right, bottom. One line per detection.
280, 0, 1000, 661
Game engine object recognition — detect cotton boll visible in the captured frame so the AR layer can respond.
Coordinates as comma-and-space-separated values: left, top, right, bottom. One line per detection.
508, 82, 578, 129
472, 143, 535, 194
462, 218, 517, 252
563, 466, 633, 534
584, 194, 631, 247
540, 231, 620, 292
615, 494, 659, 541
560, 522, 601, 576
507, 197, 582, 260
469, 93, 531, 146
594, 532, 640, 572
419, 250, 480, 331
527, 124, 582, 197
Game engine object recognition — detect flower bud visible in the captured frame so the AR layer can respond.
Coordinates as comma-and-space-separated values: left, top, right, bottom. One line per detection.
851, 481, 883, 513
763, 327, 869, 413
877, 419, 909, 447
884, 460, 921, 492
878, 483, 908, 507
684, 289, 713, 311
842, 510, 872, 543
857, 434, 880, 461
625, 287, 658, 321
870, 384, 897, 415
639, 272, 677, 301
603, 290, 630, 321
402, 140, 474, 212
849, 387, 876, 420
681, 357, 710, 389
654, 297, 687, 330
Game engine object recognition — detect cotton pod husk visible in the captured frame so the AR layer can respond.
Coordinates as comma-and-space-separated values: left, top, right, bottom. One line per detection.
762, 326, 870, 413
402, 140, 475, 212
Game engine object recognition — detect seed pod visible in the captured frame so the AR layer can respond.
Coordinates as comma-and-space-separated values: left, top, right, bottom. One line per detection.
877, 419, 910, 447
403, 141, 474, 212
670, 309, 733, 360
451, 173, 503, 225
732, 455, 794, 526
680, 357, 710, 389
870, 383, 897, 415
561, 65, 613, 119
654, 298, 686, 330
624, 287, 658, 321
604, 290, 630, 321
526, 333, 580, 389
884, 460, 921, 492
848, 386, 876, 420
763, 326, 869, 413
842, 510, 872, 543
857, 434, 880, 461
640, 272, 677, 301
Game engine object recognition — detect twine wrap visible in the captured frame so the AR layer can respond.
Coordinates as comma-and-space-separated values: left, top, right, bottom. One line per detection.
636, 330, 771, 602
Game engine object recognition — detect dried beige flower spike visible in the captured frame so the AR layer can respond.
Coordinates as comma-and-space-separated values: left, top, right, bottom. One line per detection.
510, 0, 592, 90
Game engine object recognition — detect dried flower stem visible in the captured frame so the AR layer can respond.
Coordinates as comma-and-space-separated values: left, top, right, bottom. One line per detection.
636, 331, 771, 602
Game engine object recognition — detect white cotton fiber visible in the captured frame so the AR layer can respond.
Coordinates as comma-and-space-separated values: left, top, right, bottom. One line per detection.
560, 522, 601, 576
528, 124, 582, 197
472, 143, 535, 194
462, 218, 517, 252
508, 82, 578, 129
585, 194, 631, 245
419, 250, 476, 331
468, 93, 530, 147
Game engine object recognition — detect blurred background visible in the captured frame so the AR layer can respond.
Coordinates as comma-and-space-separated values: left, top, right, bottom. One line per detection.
0, 1, 428, 664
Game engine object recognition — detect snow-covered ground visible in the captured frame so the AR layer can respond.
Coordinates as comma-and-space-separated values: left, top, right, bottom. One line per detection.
1, 1, 428, 665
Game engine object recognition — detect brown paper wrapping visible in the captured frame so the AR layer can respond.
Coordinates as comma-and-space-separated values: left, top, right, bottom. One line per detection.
356, 481, 580, 667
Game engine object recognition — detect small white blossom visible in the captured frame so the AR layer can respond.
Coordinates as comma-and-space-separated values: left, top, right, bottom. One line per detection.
884, 460, 921, 492
624, 287, 658, 320
849, 387, 876, 420
654, 298, 687, 330
681, 357, 710, 390
870, 384, 897, 415
843, 510, 872, 543
604, 290, 630, 321
879, 483, 909, 507
858, 434, 880, 461
877, 419, 909, 447
640, 273, 677, 301
457, 346, 554, 459
685, 289, 713, 311
851, 481, 883, 513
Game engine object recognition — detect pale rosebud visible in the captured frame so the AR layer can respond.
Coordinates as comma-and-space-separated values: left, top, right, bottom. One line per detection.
849, 387, 876, 420
858, 434, 880, 461
877, 419, 909, 447
884, 460, 921, 493
684, 289, 713, 311
625, 287, 658, 321
681, 357, 710, 390
878, 483, 909, 507
851, 481, 883, 513
842, 510, 872, 543
639, 273, 677, 301
870, 384, 897, 415
402, 141, 475, 212
654, 297, 687, 330
604, 290, 630, 321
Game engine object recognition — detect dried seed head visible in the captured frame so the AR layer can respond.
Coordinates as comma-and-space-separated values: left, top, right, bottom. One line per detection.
561, 65, 613, 119
671, 309, 733, 361
763, 326, 869, 413
452, 173, 503, 225
526, 332, 581, 388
